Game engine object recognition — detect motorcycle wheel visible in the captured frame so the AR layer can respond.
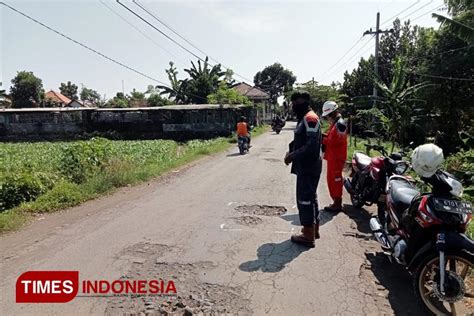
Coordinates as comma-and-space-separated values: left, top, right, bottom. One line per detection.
350, 174, 365, 208
239, 146, 244, 155
276, 130, 281, 134
413, 250, 473, 315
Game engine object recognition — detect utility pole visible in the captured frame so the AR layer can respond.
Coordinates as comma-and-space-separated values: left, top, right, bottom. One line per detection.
363, 12, 393, 105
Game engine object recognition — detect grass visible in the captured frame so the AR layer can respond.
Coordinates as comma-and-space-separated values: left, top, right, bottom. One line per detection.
346, 136, 399, 161
0, 125, 270, 233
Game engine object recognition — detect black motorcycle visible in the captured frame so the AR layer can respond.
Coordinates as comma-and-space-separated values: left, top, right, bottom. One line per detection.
370, 170, 473, 315
271, 118, 285, 134
237, 136, 250, 155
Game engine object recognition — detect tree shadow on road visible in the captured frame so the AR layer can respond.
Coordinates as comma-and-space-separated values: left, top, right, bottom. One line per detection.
343, 204, 429, 315
239, 239, 309, 273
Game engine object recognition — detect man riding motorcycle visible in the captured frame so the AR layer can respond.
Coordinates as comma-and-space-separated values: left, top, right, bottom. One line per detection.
236, 116, 251, 147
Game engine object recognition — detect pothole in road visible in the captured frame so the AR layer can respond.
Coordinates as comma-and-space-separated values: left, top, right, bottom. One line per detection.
235, 204, 287, 216
232, 215, 263, 226
106, 243, 250, 315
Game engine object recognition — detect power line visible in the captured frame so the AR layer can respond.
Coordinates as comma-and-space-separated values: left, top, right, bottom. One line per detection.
1, 1, 166, 85
414, 73, 474, 81
325, 36, 375, 78
132, 0, 253, 84
377, 44, 473, 68
99, 0, 188, 67
378, 64, 474, 81
1, 2, 209, 102
410, 3, 445, 22
398, 0, 434, 21
116, 0, 205, 63
380, 0, 421, 26
318, 36, 365, 79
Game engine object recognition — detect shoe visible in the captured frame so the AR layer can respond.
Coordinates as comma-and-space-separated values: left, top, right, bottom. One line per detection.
323, 198, 343, 212
291, 225, 315, 248
301, 223, 320, 239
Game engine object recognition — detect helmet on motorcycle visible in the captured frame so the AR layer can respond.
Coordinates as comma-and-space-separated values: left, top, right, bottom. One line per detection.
322, 101, 338, 117
411, 144, 444, 178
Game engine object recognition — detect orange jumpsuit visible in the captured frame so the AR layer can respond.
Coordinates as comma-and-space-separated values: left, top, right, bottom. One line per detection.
323, 117, 348, 200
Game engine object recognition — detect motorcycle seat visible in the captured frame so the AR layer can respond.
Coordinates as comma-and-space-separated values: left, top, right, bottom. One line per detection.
354, 153, 371, 170
389, 179, 420, 215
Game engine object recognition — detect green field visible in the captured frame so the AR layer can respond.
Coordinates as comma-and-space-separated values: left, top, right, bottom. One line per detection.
0, 125, 269, 233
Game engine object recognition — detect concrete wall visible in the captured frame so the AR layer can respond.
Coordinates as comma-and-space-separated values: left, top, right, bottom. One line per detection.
0, 104, 256, 141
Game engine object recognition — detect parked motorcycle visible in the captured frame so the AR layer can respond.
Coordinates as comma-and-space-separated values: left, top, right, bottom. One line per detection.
370, 170, 473, 315
344, 143, 409, 209
237, 136, 250, 155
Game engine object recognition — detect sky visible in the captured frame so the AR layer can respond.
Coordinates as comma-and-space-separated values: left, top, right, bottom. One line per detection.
1, 0, 445, 99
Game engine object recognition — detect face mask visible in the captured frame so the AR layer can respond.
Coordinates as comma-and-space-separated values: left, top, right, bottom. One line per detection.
293, 102, 309, 118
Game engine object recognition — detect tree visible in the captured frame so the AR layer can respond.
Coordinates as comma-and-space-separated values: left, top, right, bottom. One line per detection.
185, 57, 224, 104
294, 80, 344, 113
104, 92, 129, 108
80, 86, 101, 105
371, 58, 434, 146
10, 71, 44, 108
59, 81, 78, 100
254, 63, 296, 104
207, 81, 250, 105
156, 62, 190, 104
147, 93, 172, 107
433, 0, 474, 44
417, 29, 474, 153
130, 88, 145, 101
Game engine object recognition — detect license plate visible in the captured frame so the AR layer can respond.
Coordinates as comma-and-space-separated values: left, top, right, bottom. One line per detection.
432, 198, 472, 214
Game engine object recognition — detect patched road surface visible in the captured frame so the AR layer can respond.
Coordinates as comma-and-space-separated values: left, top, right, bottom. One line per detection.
0, 122, 427, 315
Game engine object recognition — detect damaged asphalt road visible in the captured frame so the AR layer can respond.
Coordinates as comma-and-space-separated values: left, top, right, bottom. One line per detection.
0, 122, 427, 315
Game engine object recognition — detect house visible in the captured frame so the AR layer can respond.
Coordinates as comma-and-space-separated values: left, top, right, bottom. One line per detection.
44, 90, 86, 108
232, 82, 270, 104
0, 95, 12, 108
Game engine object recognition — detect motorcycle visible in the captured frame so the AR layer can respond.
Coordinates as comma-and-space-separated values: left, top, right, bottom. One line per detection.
370, 170, 473, 315
237, 136, 250, 155
271, 118, 286, 134
344, 143, 410, 210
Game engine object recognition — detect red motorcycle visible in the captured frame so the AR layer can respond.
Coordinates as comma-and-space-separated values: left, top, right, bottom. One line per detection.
370, 170, 473, 315
344, 143, 409, 209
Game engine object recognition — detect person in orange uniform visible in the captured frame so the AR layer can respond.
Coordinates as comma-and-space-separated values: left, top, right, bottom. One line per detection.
236, 116, 251, 146
321, 101, 347, 212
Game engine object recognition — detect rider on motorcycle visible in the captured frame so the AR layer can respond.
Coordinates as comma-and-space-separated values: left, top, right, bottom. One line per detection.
237, 116, 251, 147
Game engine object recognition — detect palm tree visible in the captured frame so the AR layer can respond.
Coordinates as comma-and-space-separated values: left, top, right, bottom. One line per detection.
184, 57, 224, 104
373, 58, 435, 146
433, 0, 474, 43
156, 62, 190, 104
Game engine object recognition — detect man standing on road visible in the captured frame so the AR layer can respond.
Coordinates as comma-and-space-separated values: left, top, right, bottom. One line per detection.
284, 91, 322, 248
321, 101, 347, 212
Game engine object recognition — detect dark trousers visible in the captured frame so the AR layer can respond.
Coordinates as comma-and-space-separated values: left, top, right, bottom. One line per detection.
296, 159, 322, 226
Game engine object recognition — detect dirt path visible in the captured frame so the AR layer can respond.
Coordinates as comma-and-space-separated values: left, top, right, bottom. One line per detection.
0, 122, 427, 315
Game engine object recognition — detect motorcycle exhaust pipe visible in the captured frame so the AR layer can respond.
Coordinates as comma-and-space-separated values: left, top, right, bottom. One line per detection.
369, 217, 390, 249
343, 178, 354, 194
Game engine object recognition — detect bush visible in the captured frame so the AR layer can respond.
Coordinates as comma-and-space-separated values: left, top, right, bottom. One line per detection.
58, 138, 112, 183
0, 172, 55, 211
444, 149, 474, 203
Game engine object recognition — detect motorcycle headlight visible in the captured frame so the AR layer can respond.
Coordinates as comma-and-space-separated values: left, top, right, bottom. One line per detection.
446, 176, 463, 197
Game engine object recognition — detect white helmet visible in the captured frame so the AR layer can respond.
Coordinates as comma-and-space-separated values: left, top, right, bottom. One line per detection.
322, 101, 338, 117
411, 144, 444, 178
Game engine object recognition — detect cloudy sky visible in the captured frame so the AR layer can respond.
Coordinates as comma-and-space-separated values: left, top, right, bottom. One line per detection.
1, 0, 445, 98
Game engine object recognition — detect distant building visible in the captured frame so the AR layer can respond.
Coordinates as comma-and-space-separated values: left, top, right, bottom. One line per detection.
232, 82, 270, 104
44, 90, 86, 108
